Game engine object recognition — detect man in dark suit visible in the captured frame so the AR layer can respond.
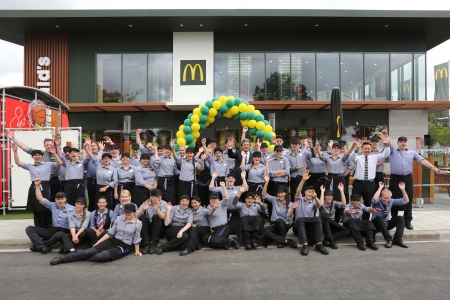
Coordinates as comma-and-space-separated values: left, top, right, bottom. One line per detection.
227, 137, 252, 186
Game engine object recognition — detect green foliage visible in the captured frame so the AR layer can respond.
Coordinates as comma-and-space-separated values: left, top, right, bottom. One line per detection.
428, 113, 450, 147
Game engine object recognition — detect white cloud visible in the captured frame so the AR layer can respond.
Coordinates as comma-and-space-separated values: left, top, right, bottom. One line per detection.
0, 40, 23, 87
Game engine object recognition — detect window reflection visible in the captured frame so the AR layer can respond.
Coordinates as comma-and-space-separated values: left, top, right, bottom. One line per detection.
265, 53, 291, 100
341, 53, 363, 100
364, 54, 389, 100
240, 53, 265, 101
148, 53, 173, 102
414, 53, 426, 100
96, 54, 122, 103
123, 54, 147, 103
214, 53, 239, 98
291, 53, 315, 100
391, 54, 412, 101
316, 53, 339, 100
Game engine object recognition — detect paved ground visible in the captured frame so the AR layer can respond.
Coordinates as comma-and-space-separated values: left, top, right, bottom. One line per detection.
0, 242, 449, 300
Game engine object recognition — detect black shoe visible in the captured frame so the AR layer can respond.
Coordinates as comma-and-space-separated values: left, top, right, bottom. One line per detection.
315, 244, 329, 255
155, 245, 164, 255
357, 243, 367, 250
223, 244, 229, 250
385, 241, 393, 248
251, 241, 258, 249
322, 240, 330, 247
230, 238, 240, 249
59, 247, 65, 254
277, 243, 286, 248
179, 248, 192, 256
328, 240, 338, 249
393, 240, 409, 248
405, 224, 414, 230
40, 246, 52, 254
140, 245, 149, 254
245, 243, 252, 250
366, 242, 379, 250
29, 245, 37, 252
300, 244, 309, 256
50, 256, 66, 265
148, 243, 157, 255
287, 239, 297, 249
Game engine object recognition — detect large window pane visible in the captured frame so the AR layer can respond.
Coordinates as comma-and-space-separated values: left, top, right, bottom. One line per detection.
122, 54, 147, 103
96, 54, 122, 103
391, 54, 413, 101
341, 53, 363, 100
265, 53, 291, 100
148, 53, 173, 102
316, 53, 339, 100
240, 53, 265, 101
214, 53, 239, 98
291, 53, 315, 100
364, 54, 389, 100
414, 53, 426, 100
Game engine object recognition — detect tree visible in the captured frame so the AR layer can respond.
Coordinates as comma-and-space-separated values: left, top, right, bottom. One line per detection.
428, 113, 450, 165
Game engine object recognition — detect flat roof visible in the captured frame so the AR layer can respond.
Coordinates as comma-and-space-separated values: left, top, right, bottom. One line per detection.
1, 9, 450, 49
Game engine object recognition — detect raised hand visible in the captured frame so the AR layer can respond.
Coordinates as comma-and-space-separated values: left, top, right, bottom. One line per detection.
241, 169, 246, 178
241, 150, 246, 158
85, 136, 91, 145
11, 142, 18, 152
103, 136, 113, 144
302, 170, 311, 181
242, 127, 248, 134
227, 137, 234, 148
379, 181, 385, 188
34, 178, 41, 186
6, 130, 14, 140
255, 194, 262, 205
47, 145, 56, 154
98, 141, 105, 150
166, 202, 173, 210
398, 182, 405, 190
54, 134, 61, 146
219, 181, 225, 188
271, 136, 277, 144
353, 139, 361, 149
292, 200, 301, 209
201, 138, 206, 145
337, 182, 344, 191
212, 170, 218, 178
142, 200, 150, 211
320, 184, 325, 192
328, 140, 333, 149
136, 129, 142, 135
263, 173, 270, 182
170, 138, 174, 148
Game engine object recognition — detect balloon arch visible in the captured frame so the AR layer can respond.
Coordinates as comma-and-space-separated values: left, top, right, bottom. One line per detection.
175, 95, 277, 152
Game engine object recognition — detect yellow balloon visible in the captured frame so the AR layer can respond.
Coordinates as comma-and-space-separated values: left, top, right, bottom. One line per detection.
193, 108, 201, 116
205, 122, 210, 126
254, 110, 261, 116
219, 96, 227, 104
192, 131, 200, 139
263, 140, 270, 145
176, 131, 185, 138
241, 119, 249, 127
246, 105, 255, 113
256, 121, 265, 130
213, 101, 221, 110
191, 115, 200, 123
227, 95, 235, 100
271, 132, 276, 137
238, 103, 247, 112
230, 106, 239, 115
191, 123, 200, 132
208, 116, 215, 123
264, 125, 273, 133
248, 120, 257, 128
177, 138, 186, 146
179, 124, 185, 131
199, 103, 205, 108
209, 108, 217, 117
268, 145, 275, 151
225, 111, 233, 118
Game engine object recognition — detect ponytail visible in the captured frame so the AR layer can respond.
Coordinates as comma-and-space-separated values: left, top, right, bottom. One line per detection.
81, 207, 86, 224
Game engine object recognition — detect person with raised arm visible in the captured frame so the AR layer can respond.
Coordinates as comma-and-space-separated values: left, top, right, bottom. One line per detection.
174, 144, 205, 198
114, 152, 136, 203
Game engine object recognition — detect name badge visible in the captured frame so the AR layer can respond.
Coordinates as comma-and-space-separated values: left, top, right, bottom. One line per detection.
224, 163, 227, 165
406, 151, 410, 154
299, 154, 302, 157
130, 169, 133, 172
108, 171, 112, 174
78, 164, 82, 167
280, 161, 284, 164
234, 191, 237, 193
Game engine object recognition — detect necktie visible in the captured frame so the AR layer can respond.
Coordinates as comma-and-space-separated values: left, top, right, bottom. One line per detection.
98, 214, 104, 233
364, 156, 368, 180
245, 152, 249, 164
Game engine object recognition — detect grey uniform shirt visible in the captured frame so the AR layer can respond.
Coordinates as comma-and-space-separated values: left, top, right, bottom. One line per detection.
268, 156, 290, 183
176, 158, 201, 181
91, 159, 118, 187
153, 155, 178, 177
138, 200, 168, 221
343, 203, 370, 222
107, 215, 142, 245
205, 198, 230, 228
24, 146, 60, 178
209, 185, 243, 200
263, 194, 292, 224
206, 155, 230, 177
68, 210, 91, 230
320, 154, 348, 174
192, 206, 210, 227
167, 205, 194, 226
130, 156, 141, 166
371, 197, 408, 220
111, 202, 139, 223
293, 195, 318, 218
260, 152, 272, 165
134, 164, 156, 186
287, 150, 312, 177
41, 199, 75, 229
308, 157, 326, 173
230, 198, 266, 217
61, 156, 86, 180
116, 165, 135, 184
241, 164, 265, 183
389, 147, 424, 175
371, 149, 385, 172
319, 201, 342, 219
110, 157, 122, 169
21, 161, 57, 181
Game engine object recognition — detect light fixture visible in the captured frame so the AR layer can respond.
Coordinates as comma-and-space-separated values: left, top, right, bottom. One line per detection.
345, 70, 347, 72
340, 62, 343, 64
244, 24, 248, 26
180, 24, 184, 26
219, 71, 223, 74
129, 25, 132, 27
305, 62, 308, 64
374, 63, 377, 65
315, 24, 319, 27
199, 24, 203, 27
269, 60, 272, 63
385, 25, 389, 27
55, 25, 59, 28
319, 76, 322, 78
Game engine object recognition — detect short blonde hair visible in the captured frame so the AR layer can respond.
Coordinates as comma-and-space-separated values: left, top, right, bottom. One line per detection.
381, 189, 392, 197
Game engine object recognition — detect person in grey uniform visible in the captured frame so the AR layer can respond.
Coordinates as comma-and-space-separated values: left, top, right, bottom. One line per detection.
57, 145, 86, 206
59, 146, 71, 193
259, 142, 272, 165
155, 195, 193, 255
175, 147, 206, 198
306, 155, 327, 199
287, 138, 311, 201
205, 147, 230, 187
201, 183, 240, 250
265, 145, 290, 218
241, 151, 266, 196
12, 141, 62, 228
25, 178, 75, 254
230, 187, 266, 250
183, 195, 210, 256
60, 197, 90, 254
114, 152, 136, 202
104, 140, 122, 169
50, 203, 143, 265
133, 153, 157, 207
370, 136, 386, 192
153, 144, 178, 205
111, 189, 138, 223
130, 143, 141, 166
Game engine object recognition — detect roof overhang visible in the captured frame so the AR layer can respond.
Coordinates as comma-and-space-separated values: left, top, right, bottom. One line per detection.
0, 86, 70, 110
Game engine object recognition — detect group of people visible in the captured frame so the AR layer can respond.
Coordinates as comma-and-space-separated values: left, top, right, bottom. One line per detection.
7, 126, 443, 265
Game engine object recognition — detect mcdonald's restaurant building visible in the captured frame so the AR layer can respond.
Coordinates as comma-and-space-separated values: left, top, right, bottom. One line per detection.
2, 9, 450, 150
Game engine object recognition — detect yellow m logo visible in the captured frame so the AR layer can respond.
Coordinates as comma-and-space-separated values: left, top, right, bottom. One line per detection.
182, 64, 204, 82
403, 84, 410, 92
336, 116, 341, 138
435, 68, 448, 80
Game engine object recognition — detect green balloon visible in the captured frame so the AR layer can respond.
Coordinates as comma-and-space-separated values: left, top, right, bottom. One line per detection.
248, 112, 256, 120
201, 106, 210, 115
226, 99, 234, 108
188, 142, 196, 148
263, 120, 269, 125
205, 100, 213, 108
212, 97, 219, 101
175, 145, 179, 152
249, 128, 257, 135
185, 134, 194, 143
200, 115, 208, 123
188, 113, 193, 119
217, 111, 223, 118
233, 114, 240, 120
200, 123, 206, 130
256, 130, 264, 138
255, 114, 264, 122
220, 104, 229, 113
243, 101, 249, 106
234, 98, 242, 106
184, 119, 192, 126
183, 126, 192, 134
240, 112, 248, 120
264, 132, 272, 141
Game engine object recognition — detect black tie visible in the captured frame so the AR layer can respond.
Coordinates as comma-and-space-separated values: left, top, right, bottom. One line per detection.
364, 156, 368, 180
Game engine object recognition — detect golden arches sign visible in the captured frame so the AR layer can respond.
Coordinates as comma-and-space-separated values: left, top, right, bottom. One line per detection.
435, 68, 448, 80
403, 84, 410, 93
182, 63, 204, 82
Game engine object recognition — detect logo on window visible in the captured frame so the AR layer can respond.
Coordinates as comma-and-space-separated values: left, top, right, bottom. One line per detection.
180, 60, 206, 85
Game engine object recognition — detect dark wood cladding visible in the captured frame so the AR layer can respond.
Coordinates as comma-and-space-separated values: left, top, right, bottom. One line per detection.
24, 34, 69, 103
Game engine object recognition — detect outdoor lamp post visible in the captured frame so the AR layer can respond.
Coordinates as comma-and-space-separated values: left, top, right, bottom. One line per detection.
123, 115, 131, 152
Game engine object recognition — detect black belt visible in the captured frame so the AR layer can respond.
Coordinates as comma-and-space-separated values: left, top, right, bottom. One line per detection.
354, 179, 374, 183
180, 180, 196, 183
391, 174, 412, 177
328, 173, 343, 177
66, 179, 83, 183
159, 176, 172, 178
211, 224, 227, 230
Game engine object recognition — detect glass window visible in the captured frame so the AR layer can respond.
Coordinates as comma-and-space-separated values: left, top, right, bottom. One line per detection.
214, 53, 239, 99
215, 127, 241, 149
414, 53, 426, 100
240, 53, 265, 101
364, 54, 389, 100
265, 53, 291, 100
291, 53, 315, 100
122, 54, 147, 103
136, 128, 173, 148
148, 53, 173, 102
316, 53, 339, 100
340, 53, 363, 100
96, 54, 122, 103
391, 54, 413, 101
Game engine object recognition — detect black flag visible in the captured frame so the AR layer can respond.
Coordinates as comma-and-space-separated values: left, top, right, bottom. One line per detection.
330, 88, 343, 140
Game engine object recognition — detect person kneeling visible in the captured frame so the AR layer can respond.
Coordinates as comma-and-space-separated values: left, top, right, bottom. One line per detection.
60, 197, 90, 254
371, 182, 409, 248
156, 195, 193, 256
230, 187, 266, 250
289, 171, 329, 256
343, 194, 381, 251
